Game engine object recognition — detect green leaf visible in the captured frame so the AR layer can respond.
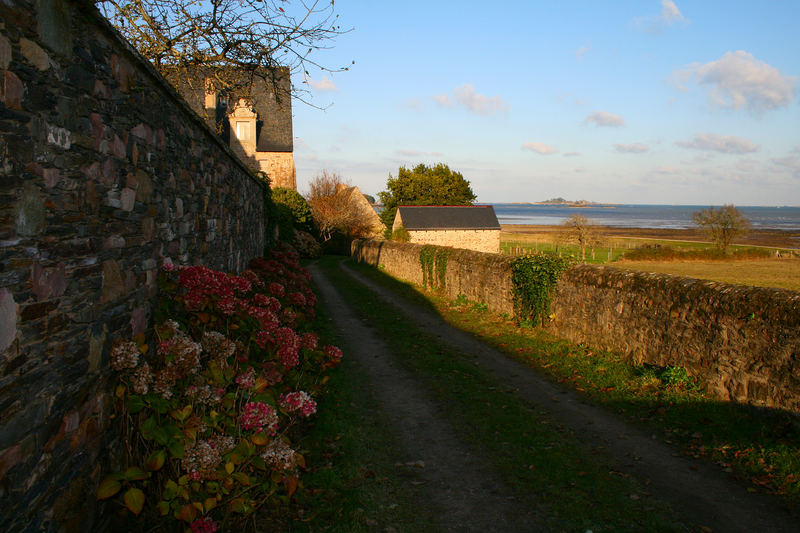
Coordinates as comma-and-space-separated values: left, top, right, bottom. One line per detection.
144, 449, 167, 472
176, 503, 197, 523
152, 426, 170, 445
123, 487, 145, 515
122, 466, 150, 481
140, 416, 158, 441
162, 479, 179, 500
171, 405, 192, 422
96, 477, 121, 499
168, 438, 185, 459
149, 396, 170, 414
156, 500, 170, 516
232, 472, 250, 485
127, 394, 146, 414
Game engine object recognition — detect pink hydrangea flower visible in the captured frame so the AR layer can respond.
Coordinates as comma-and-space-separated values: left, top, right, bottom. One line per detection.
190, 516, 218, 533
300, 333, 318, 351
235, 367, 256, 389
287, 291, 306, 308
268, 282, 285, 298
324, 345, 343, 364
239, 402, 278, 434
280, 391, 317, 417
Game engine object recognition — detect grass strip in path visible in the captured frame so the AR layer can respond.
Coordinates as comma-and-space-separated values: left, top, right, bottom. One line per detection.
282, 284, 436, 532
317, 257, 687, 532
338, 257, 800, 531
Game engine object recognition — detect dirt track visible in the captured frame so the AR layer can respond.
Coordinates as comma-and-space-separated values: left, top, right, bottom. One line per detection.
309, 259, 800, 532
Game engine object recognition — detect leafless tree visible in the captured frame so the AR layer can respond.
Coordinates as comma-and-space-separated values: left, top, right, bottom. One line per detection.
306, 171, 376, 242
96, 0, 351, 102
692, 205, 751, 254
559, 214, 601, 261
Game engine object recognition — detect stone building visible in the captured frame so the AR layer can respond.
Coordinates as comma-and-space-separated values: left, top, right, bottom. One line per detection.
392, 205, 501, 253
177, 68, 296, 189
336, 184, 384, 239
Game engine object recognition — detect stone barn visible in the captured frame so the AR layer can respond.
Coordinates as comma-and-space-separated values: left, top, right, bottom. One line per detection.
392, 205, 501, 253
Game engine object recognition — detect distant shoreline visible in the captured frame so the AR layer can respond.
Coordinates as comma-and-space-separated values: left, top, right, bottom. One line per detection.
508, 202, 617, 208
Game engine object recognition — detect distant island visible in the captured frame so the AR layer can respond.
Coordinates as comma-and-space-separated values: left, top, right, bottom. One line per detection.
512, 198, 617, 208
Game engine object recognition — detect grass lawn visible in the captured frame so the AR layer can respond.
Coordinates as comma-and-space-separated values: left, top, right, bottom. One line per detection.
501, 229, 800, 291
613, 258, 800, 292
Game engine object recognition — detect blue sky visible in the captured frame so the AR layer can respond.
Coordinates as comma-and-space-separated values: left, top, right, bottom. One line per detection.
291, 1, 799, 206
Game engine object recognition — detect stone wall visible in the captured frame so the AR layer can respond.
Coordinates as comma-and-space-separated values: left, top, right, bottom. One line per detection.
352, 239, 800, 412
408, 229, 500, 254
0, 1, 267, 531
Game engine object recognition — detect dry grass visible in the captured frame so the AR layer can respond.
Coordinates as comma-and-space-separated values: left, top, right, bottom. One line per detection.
614, 258, 800, 292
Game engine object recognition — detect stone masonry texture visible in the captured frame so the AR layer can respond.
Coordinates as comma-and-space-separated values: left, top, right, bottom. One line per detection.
0, 1, 267, 531
352, 239, 800, 412
406, 229, 500, 254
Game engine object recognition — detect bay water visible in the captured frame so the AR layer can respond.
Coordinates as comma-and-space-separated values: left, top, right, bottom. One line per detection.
492, 204, 800, 231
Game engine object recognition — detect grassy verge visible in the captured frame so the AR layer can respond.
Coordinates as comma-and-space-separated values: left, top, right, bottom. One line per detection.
614, 258, 800, 291
501, 233, 789, 265
317, 257, 685, 532
285, 280, 436, 532
343, 258, 800, 509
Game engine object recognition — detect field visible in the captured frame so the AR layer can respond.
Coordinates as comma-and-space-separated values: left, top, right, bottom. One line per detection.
501, 225, 800, 292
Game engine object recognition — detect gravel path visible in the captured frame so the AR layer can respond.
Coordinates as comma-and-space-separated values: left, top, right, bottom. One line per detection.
309, 263, 543, 532
310, 260, 799, 532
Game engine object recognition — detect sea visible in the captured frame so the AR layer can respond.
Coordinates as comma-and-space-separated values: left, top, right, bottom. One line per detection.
491, 204, 800, 231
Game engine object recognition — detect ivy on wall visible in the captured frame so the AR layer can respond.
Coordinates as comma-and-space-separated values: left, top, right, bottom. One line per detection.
419, 245, 451, 291
511, 253, 572, 326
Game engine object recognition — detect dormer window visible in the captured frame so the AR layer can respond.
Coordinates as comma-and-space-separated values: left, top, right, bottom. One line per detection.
235, 121, 250, 140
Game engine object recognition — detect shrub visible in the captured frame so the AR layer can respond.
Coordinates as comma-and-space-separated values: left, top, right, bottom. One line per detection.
99, 246, 341, 531
391, 225, 410, 242
511, 252, 572, 327
272, 187, 315, 235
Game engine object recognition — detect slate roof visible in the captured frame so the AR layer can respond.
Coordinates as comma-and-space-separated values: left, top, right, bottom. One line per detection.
396, 205, 501, 230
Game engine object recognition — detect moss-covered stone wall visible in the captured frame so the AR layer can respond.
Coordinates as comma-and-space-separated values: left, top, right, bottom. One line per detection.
352, 239, 800, 412
0, 1, 266, 530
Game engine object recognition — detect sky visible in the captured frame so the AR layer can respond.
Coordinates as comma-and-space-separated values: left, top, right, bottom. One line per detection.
291, 1, 799, 206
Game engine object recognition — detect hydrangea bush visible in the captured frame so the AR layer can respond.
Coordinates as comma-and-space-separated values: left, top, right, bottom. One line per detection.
98, 246, 341, 531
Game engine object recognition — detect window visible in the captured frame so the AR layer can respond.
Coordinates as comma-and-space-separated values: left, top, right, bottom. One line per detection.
235, 121, 249, 140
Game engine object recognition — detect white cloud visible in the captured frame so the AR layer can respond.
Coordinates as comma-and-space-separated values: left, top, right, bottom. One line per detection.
614, 143, 649, 153
432, 93, 454, 108
563, 152, 581, 158
771, 156, 800, 177
655, 165, 680, 174
672, 51, 796, 112
452, 84, 509, 115
675, 133, 760, 154
521, 142, 558, 155
399, 98, 423, 110
575, 44, 590, 61
635, 0, 687, 34
304, 75, 338, 92
583, 111, 625, 127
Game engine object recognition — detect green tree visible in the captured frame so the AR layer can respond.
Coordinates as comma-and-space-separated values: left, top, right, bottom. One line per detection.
377, 163, 476, 235
272, 187, 314, 234
692, 204, 751, 254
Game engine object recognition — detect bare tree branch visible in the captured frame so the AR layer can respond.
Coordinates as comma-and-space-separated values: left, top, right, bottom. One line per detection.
96, 0, 352, 102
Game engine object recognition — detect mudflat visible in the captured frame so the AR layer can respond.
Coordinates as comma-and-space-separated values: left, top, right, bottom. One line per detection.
502, 224, 800, 249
